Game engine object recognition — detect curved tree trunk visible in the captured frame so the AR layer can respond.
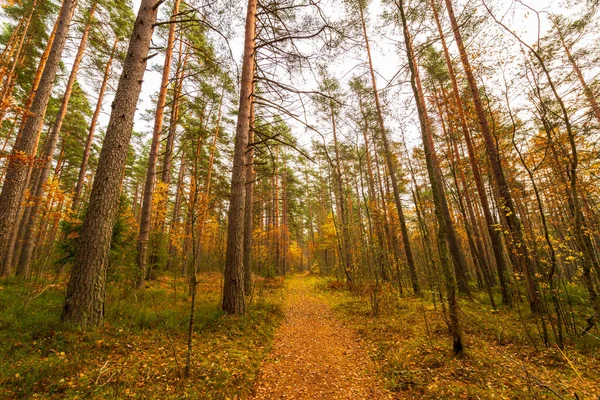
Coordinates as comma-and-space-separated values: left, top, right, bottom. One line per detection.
61, 0, 160, 326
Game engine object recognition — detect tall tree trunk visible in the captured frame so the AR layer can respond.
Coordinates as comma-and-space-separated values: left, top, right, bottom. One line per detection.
72, 37, 119, 211
61, 0, 160, 326
359, 98, 389, 285
243, 100, 255, 294
274, 166, 281, 275
165, 156, 186, 272
0, 0, 77, 275
443, 0, 540, 312
136, 0, 181, 287
358, 3, 420, 295
430, 0, 511, 305
398, 0, 464, 355
16, 2, 97, 277
222, 0, 256, 315
329, 99, 353, 283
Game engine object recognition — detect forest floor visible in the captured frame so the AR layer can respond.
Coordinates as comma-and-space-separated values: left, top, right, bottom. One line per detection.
0, 272, 285, 399
253, 274, 390, 399
2, 272, 600, 399
320, 277, 600, 399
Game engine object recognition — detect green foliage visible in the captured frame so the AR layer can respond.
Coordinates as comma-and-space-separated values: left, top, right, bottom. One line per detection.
56, 196, 136, 279
0, 0, 59, 99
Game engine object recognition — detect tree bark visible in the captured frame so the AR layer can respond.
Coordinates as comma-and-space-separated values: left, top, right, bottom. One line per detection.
443, 0, 540, 312
72, 37, 119, 211
0, 0, 77, 275
222, 0, 256, 315
398, 0, 464, 355
161, 41, 187, 186
555, 23, 600, 123
16, 2, 97, 277
61, 0, 160, 326
358, 3, 420, 295
329, 98, 353, 283
430, 0, 511, 305
0, 0, 39, 125
243, 100, 255, 294
136, 0, 181, 287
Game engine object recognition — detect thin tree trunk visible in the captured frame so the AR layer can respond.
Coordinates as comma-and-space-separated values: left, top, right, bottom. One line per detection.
16, 2, 97, 277
62, 0, 160, 326
0, 0, 39, 124
330, 99, 353, 283
165, 156, 186, 272
358, 3, 420, 295
0, 0, 77, 275
443, 0, 541, 312
243, 100, 255, 294
398, 0, 464, 355
359, 98, 389, 285
555, 23, 600, 123
431, 0, 512, 305
136, 0, 181, 287
72, 37, 119, 211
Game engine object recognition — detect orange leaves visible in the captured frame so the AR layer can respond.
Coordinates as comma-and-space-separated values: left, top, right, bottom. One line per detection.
0, 0, 20, 6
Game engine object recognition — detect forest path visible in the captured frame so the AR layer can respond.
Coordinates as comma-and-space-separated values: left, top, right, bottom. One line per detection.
253, 274, 391, 399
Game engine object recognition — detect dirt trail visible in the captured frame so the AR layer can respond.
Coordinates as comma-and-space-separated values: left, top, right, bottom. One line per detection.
253, 275, 390, 399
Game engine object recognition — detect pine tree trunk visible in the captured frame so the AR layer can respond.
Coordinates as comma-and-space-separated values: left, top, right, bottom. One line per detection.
72, 37, 119, 211
161, 42, 187, 185
439, 92, 495, 305
222, 0, 256, 315
136, 0, 181, 287
359, 4, 420, 295
556, 25, 600, 123
0, 0, 77, 275
444, 0, 543, 311
243, 100, 255, 294
16, 2, 97, 277
431, 0, 512, 305
61, 0, 160, 326
359, 99, 389, 284
330, 100, 353, 283
398, 0, 464, 354
165, 156, 186, 272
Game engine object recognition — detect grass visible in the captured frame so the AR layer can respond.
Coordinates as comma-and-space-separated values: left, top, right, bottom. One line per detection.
317, 279, 600, 399
0, 272, 285, 399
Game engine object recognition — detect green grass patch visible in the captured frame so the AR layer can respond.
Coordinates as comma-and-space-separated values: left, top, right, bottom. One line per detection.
0, 273, 284, 399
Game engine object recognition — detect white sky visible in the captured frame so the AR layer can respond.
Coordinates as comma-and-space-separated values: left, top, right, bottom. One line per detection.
82, 0, 580, 157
